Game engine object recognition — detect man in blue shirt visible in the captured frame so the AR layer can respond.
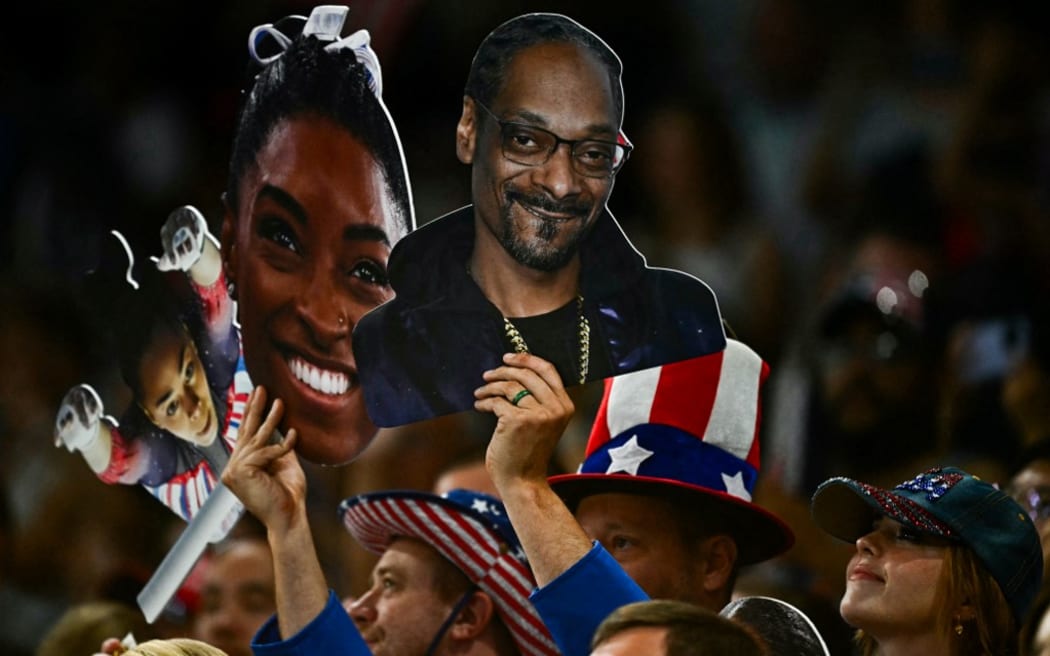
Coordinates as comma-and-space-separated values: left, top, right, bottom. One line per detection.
222, 386, 558, 656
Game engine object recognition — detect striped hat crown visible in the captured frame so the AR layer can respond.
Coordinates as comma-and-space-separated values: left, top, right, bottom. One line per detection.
549, 339, 795, 564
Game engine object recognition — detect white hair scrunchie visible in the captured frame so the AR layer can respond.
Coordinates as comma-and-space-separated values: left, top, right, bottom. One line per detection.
247, 5, 383, 98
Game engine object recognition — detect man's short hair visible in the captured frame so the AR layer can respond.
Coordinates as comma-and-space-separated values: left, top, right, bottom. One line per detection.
591, 600, 768, 655
464, 13, 624, 123
414, 536, 475, 603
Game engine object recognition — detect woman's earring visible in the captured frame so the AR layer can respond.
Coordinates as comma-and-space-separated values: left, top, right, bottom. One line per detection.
954, 622, 964, 636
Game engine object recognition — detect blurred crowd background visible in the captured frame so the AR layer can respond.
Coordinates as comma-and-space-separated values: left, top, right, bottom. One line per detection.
2, 0, 1050, 654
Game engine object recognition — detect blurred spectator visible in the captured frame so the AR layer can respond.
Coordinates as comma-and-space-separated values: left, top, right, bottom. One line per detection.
752, 228, 944, 653
190, 533, 275, 656
1009, 454, 1050, 585
36, 601, 152, 656
925, 259, 1048, 477
432, 445, 499, 498
766, 229, 943, 496
619, 87, 787, 361
1003, 307, 1050, 460
1021, 584, 1050, 656
590, 599, 768, 656
935, 3, 1050, 271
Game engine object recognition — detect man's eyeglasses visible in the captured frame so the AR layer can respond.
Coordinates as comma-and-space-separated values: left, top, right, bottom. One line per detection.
474, 99, 631, 179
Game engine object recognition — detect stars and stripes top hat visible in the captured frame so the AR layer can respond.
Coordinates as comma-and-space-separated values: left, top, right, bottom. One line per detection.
811, 466, 1044, 623
549, 339, 795, 564
338, 489, 559, 656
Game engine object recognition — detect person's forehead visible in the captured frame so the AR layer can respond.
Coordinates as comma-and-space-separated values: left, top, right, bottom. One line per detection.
138, 332, 191, 395
592, 626, 668, 656
248, 116, 404, 240
139, 333, 179, 367
203, 541, 274, 586
494, 41, 617, 131
141, 326, 188, 362
379, 536, 447, 575
576, 492, 681, 529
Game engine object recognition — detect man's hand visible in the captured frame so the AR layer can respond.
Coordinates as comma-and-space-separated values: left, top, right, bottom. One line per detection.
475, 352, 574, 489
157, 205, 210, 273
475, 352, 591, 589
54, 384, 104, 452
221, 386, 305, 535
224, 387, 329, 640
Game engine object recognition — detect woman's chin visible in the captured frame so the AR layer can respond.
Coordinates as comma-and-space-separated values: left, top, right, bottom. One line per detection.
287, 413, 380, 466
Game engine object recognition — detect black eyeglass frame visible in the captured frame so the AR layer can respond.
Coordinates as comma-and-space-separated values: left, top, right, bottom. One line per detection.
472, 98, 632, 179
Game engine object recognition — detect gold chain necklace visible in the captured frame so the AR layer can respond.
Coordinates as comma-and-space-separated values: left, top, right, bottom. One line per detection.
502, 294, 590, 385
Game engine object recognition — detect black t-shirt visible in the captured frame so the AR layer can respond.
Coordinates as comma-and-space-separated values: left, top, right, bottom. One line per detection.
504, 297, 612, 387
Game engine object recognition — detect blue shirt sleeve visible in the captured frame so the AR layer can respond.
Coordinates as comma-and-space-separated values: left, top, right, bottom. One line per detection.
529, 542, 650, 656
252, 590, 371, 656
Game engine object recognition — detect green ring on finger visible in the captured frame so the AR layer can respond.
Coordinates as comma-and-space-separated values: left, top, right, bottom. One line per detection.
510, 389, 532, 406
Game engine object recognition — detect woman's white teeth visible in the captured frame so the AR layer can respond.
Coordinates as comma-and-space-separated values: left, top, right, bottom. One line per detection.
289, 357, 349, 395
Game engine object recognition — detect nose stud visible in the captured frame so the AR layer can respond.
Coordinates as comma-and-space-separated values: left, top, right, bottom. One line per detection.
338, 314, 346, 326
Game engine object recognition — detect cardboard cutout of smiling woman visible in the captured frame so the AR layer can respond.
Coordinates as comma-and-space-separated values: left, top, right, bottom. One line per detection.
219, 6, 414, 466
352, 13, 727, 428
54, 206, 251, 523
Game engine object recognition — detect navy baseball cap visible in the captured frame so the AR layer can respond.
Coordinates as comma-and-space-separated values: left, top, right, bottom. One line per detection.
811, 467, 1043, 623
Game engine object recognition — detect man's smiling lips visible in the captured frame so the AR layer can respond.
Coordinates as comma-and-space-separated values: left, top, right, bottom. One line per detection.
508, 190, 588, 222
518, 199, 581, 222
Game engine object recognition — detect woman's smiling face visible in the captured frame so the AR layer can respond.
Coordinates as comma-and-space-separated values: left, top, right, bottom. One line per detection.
223, 115, 403, 464
840, 516, 948, 642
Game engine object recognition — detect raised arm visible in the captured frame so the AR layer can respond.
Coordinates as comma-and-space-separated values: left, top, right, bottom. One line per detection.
221, 387, 327, 639
54, 383, 154, 484
477, 353, 650, 656
54, 383, 114, 474
157, 205, 223, 289
475, 352, 593, 585
157, 206, 235, 365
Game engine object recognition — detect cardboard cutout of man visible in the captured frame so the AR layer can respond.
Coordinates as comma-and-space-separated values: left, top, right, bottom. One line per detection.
353, 13, 726, 428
